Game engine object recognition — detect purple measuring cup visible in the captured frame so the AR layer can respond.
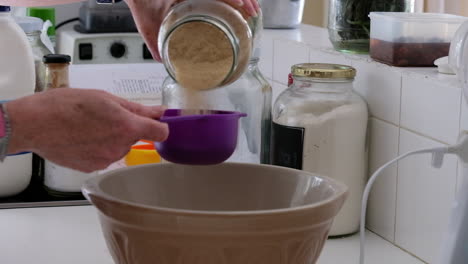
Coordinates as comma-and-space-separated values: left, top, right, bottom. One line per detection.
154, 109, 247, 165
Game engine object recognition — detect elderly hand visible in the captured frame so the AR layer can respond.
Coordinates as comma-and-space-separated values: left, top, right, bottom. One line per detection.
6, 88, 168, 172
125, 0, 260, 62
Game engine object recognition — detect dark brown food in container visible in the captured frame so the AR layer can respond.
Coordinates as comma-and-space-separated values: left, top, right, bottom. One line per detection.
370, 39, 450, 67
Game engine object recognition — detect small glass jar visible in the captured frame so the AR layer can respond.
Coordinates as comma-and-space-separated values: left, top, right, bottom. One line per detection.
162, 58, 272, 164
158, 0, 252, 90
15, 16, 52, 92
43, 54, 70, 89
328, 0, 415, 54
271, 63, 368, 236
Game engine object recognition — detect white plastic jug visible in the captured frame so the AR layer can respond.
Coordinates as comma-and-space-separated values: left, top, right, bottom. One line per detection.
0, 6, 35, 197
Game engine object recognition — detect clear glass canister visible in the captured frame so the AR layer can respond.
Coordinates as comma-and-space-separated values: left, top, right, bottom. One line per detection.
163, 57, 272, 164
158, 0, 252, 90
328, 0, 415, 54
271, 63, 368, 236
14, 16, 52, 92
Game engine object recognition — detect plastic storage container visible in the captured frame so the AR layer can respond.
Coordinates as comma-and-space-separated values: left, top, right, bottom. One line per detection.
369, 12, 468, 67
0, 6, 35, 197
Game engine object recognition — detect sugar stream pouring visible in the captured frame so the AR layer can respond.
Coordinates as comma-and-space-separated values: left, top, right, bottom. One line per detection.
156, 0, 264, 165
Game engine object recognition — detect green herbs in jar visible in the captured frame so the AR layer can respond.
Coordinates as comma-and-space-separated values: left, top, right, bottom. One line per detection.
328, 0, 414, 54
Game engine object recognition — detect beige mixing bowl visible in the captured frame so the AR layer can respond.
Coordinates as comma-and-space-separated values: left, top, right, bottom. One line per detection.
82, 163, 348, 264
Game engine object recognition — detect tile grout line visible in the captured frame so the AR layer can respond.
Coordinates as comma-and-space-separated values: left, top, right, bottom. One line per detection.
397, 126, 451, 145
369, 116, 399, 127
372, 115, 452, 146
393, 74, 403, 245
367, 229, 429, 264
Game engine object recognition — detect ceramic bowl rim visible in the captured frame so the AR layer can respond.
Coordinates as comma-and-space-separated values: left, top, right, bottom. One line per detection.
82, 162, 348, 218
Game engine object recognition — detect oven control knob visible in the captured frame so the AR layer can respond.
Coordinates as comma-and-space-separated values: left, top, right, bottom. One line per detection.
110, 42, 126, 59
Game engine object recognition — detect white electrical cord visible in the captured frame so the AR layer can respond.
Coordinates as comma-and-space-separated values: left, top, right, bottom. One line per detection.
359, 146, 449, 264
360, 132, 468, 264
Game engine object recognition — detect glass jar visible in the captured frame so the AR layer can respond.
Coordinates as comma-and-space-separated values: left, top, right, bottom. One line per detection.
43, 54, 70, 89
271, 63, 368, 236
158, 0, 252, 90
14, 16, 52, 92
162, 57, 272, 164
328, 0, 415, 54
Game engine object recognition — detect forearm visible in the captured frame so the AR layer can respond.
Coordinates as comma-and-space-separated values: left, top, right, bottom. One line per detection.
4, 96, 39, 155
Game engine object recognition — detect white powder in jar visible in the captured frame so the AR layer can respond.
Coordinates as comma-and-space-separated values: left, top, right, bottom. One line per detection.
275, 97, 368, 236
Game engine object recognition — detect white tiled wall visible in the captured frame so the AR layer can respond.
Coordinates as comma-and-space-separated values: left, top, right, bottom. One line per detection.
396, 129, 457, 263
271, 80, 287, 105
401, 75, 462, 145
259, 32, 274, 81
51, 3, 82, 24
462, 101, 468, 132
352, 60, 402, 125
309, 48, 351, 66
458, 161, 468, 195
366, 118, 399, 242
273, 39, 309, 85
262, 25, 466, 264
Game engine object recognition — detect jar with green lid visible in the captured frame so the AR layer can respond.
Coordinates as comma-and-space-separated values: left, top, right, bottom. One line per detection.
14, 16, 52, 92
158, 0, 253, 91
26, 7, 56, 46
271, 63, 368, 237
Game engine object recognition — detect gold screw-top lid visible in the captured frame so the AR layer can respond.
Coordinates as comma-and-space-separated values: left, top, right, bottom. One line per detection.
291, 63, 356, 79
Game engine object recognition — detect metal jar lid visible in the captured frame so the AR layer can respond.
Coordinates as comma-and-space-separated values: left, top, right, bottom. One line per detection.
291, 63, 356, 79
43, 54, 71, 64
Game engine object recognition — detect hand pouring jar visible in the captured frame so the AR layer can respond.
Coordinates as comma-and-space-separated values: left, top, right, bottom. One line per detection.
161, 2, 272, 164
158, 0, 253, 91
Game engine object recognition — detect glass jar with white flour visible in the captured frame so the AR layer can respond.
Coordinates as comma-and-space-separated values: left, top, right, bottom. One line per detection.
271, 63, 368, 237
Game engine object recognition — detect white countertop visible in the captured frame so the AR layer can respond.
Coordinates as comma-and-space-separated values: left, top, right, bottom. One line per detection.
0, 205, 424, 264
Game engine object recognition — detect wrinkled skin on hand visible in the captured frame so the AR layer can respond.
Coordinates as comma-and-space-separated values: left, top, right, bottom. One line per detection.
6, 89, 168, 172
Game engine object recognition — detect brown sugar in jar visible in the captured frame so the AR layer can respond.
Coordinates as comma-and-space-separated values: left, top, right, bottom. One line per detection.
43, 54, 71, 90
159, 0, 252, 91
